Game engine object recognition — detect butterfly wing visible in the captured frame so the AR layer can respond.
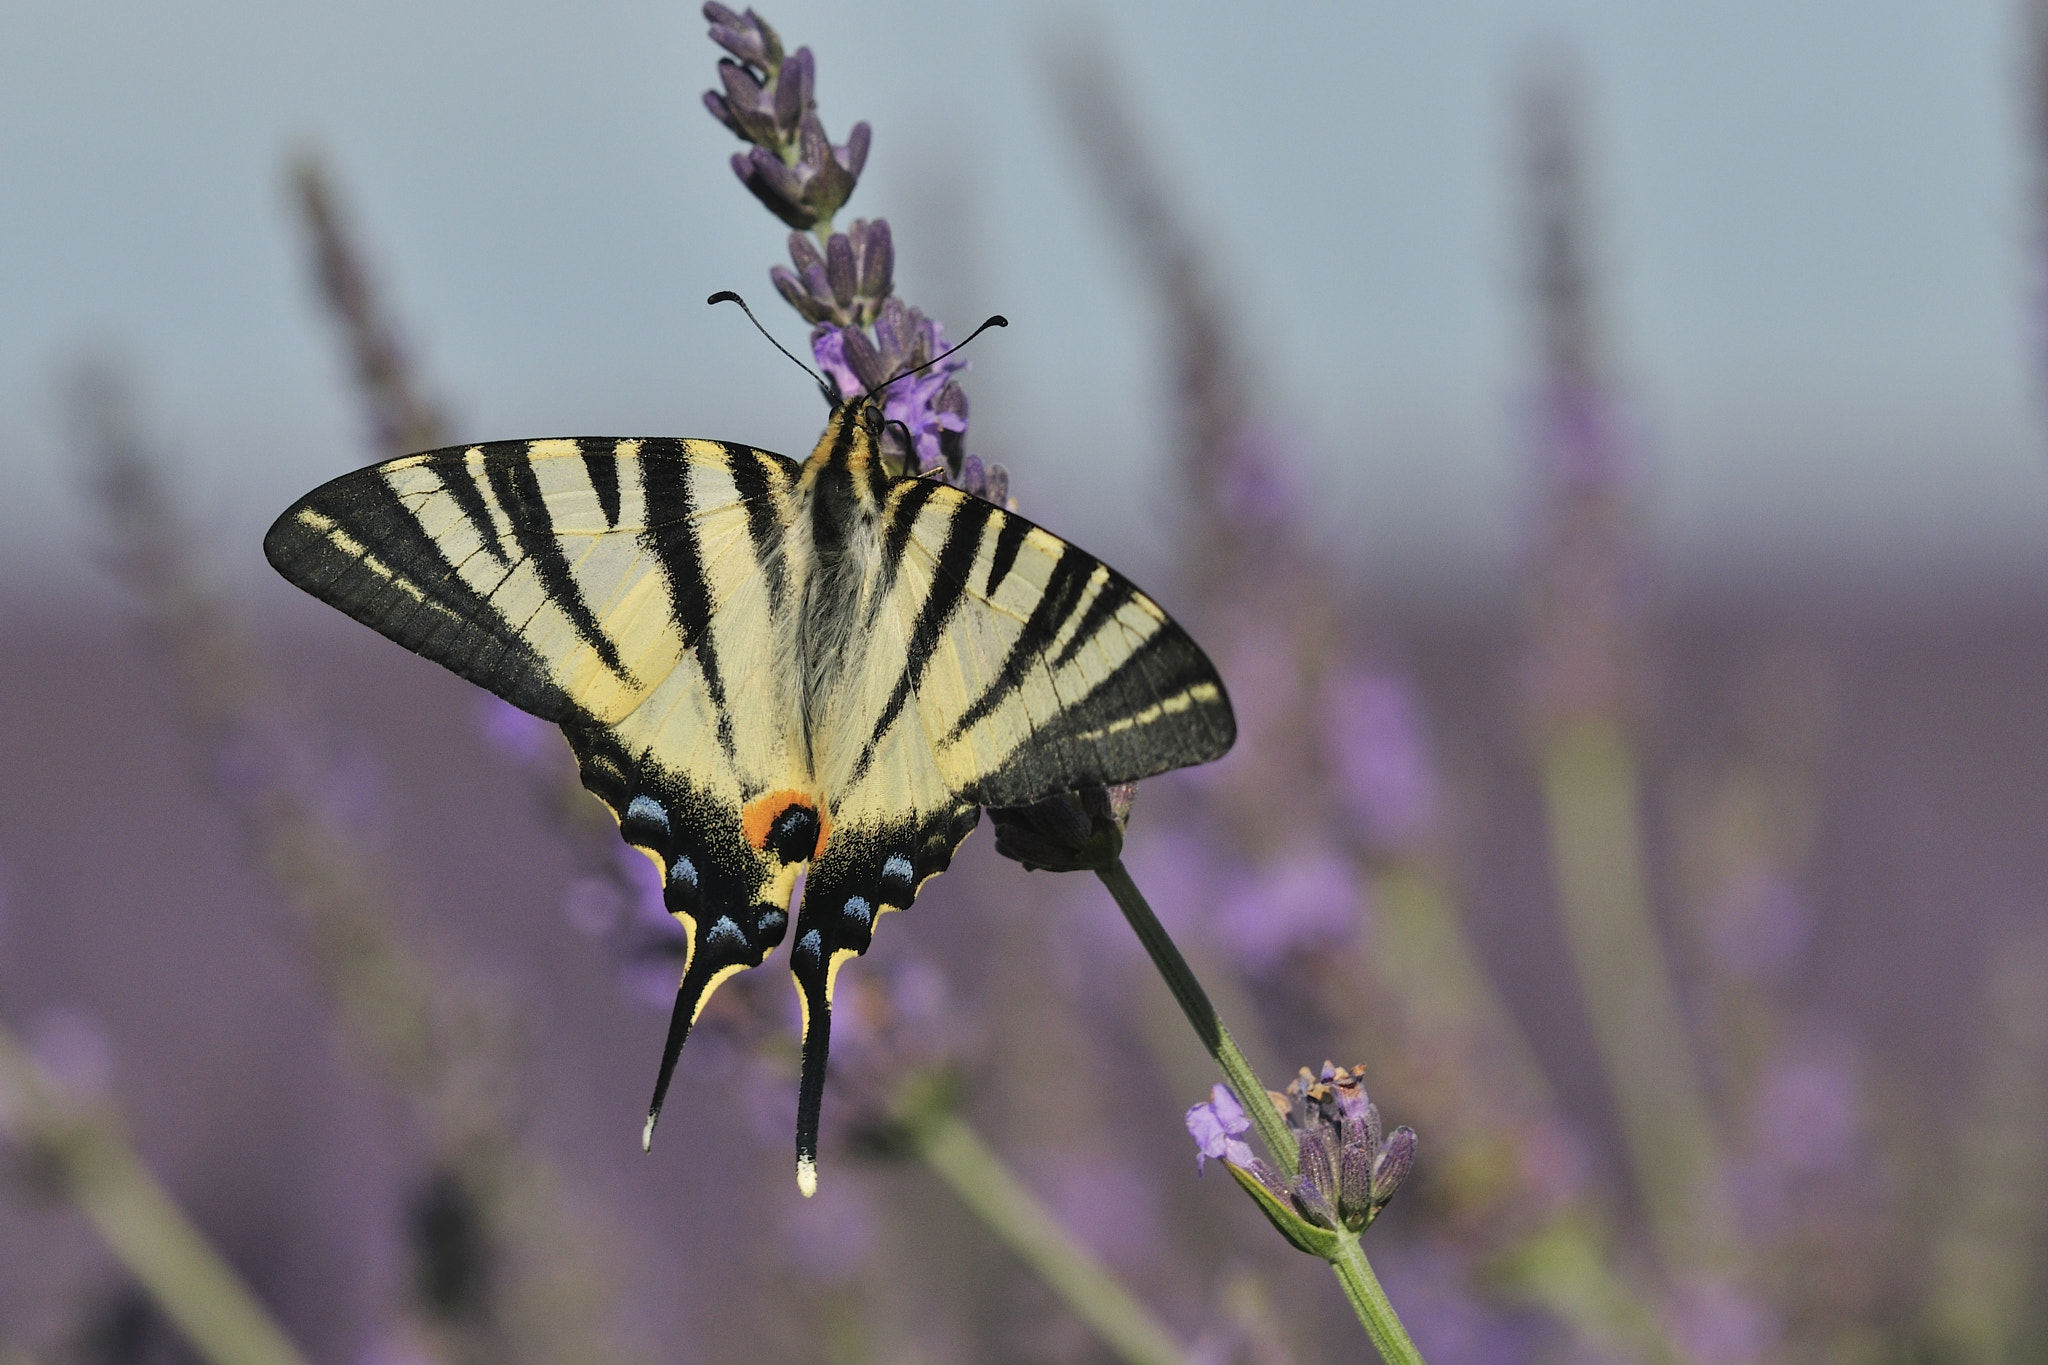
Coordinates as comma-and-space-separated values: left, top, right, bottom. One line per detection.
780, 478, 1235, 1192
263, 437, 816, 1141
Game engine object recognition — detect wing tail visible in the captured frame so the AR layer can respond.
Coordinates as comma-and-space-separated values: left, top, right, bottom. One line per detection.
642, 914, 772, 1151
784, 806, 979, 1194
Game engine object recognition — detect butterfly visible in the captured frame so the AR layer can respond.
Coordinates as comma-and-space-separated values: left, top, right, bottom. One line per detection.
264, 358, 1236, 1194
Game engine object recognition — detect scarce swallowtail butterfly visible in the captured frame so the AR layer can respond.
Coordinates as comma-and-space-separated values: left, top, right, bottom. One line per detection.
264, 348, 1236, 1194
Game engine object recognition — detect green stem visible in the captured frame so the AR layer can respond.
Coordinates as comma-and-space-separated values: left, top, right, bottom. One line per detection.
1538, 719, 1735, 1274
1095, 860, 1295, 1178
1329, 1234, 1427, 1365
913, 1111, 1192, 1365
0, 1026, 314, 1365
1095, 860, 1427, 1364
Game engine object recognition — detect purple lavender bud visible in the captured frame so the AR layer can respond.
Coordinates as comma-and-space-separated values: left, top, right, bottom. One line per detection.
770, 265, 829, 324
1329, 1065, 1371, 1124
984, 460, 1009, 507
736, 147, 813, 229
785, 232, 831, 306
799, 116, 857, 221
1296, 1124, 1337, 1206
869, 300, 905, 366
707, 23, 758, 66
717, 56, 762, 107
958, 455, 986, 497
824, 232, 857, 311
751, 9, 783, 69
703, 89, 740, 138
811, 327, 860, 402
774, 47, 811, 134
840, 121, 871, 179
1372, 1126, 1416, 1205
1185, 1083, 1256, 1172
1338, 1134, 1374, 1226
702, 1, 744, 25
1290, 1175, 1339, 1231
855, 217, 892, 300
839, 325, 886, 393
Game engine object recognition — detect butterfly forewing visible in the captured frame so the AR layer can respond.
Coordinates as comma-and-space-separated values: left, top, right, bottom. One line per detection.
824, 478, 1236, 815
264, 435, 814, 984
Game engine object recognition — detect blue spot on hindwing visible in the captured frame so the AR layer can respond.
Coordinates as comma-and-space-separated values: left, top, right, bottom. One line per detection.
794, 930, 823, 969
843, 896, 872, 930
707, 916, 747, 950
882, 854, 914, 884
623, 795, 671, 843
669, 856, 698, 889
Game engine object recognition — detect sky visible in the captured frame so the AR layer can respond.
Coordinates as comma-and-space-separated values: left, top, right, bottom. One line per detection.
5, 0, 2048, 610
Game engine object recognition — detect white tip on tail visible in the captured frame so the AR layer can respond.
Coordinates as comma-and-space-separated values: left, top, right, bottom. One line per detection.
642, 1114, 657, 1153
797, 1155, 818, 1198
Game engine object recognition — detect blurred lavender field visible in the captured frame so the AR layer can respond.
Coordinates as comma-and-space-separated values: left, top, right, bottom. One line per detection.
5, 4, 2048, 1363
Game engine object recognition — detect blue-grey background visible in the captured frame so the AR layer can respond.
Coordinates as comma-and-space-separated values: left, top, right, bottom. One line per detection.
6, 0, 2046, 607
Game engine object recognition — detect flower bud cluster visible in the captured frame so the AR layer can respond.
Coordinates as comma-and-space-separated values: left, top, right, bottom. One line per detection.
772, 220, 893, 329
1275, 1063, 1415, 1232
813, 299, 974, 478
1186, 1063, 1415, 1245
703, 5, 869, 231
703, 4, 1011, 511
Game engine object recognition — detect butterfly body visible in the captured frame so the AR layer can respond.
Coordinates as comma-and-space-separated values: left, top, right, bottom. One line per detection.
265, 395, 1234, 1192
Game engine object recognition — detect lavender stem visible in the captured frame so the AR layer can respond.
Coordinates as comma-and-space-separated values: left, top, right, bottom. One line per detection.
1095, 861, 1427, 1364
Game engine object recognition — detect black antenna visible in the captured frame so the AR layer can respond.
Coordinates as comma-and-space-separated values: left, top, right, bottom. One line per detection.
874, 314, 1009, 397
708, 291, 831, 398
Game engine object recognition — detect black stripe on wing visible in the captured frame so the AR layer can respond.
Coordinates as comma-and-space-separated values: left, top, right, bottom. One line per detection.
263, 467, 591, 727
971, 624, 1235, 808
639, 451, 740, 764
723, 442, 792, 616
941, 541, 1096, 746
851, 494, 997, 783
486, 450, 634, 682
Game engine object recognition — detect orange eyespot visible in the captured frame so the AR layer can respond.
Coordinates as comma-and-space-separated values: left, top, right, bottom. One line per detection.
742, 789, 831, 863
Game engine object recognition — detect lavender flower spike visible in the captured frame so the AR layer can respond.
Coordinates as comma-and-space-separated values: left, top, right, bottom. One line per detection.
1186, 1083, 1257, 1172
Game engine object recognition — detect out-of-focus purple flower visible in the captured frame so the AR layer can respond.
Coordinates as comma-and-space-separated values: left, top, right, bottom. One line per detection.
1036, 1156, 1162, 1264
1213, 848, 1361, 978
1186, 1083, 1255, 1172
1748, 1033, 1860, 1178
1666, 1276, 1777, 1365
1325, 665, 1442, 856
27, 1007, 114, 1105
475, 694, 556, 767
212, 706, 386, 847
1373, 1250, 1544, 1365
1533, 376, 1632, 496
1211, 423, 1297, 534
1701, 865, 1811, 982
781, 1173, 878, 1283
